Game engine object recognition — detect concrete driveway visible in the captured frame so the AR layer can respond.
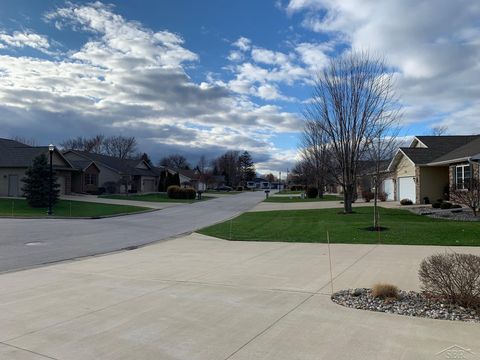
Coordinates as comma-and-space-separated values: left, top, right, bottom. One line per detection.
0, 191, 265, 273
1, 233, 479, 360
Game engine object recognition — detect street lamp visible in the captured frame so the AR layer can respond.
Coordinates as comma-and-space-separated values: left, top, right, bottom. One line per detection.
47, 144, 54, 216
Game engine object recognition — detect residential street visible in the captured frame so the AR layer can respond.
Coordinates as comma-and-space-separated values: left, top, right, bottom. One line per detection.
1, 233, 479, 360
0, 191, 265, 273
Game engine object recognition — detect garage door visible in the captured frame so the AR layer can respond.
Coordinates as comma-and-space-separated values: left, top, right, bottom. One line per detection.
382, 179, 395, 201
56, 175, 65, 195
143, 179, 155, 193
398, 177, 415, 203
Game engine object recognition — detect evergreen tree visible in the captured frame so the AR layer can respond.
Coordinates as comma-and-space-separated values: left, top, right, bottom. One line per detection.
22, 154, 60, 208
173, 173, 181, 186
238, 151, 256, 186
158, 170, 166, 192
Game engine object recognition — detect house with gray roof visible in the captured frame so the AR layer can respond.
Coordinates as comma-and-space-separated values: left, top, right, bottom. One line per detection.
63, 150, 159, 193
0, 138, 77, 197
387, 135, 480, 203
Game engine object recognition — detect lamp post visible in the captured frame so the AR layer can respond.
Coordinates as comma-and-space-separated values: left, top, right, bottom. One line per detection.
47, 144, 54, 216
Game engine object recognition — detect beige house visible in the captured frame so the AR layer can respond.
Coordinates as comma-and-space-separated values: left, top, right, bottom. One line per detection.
387, 135, 480, 204
0, 138, 76, 197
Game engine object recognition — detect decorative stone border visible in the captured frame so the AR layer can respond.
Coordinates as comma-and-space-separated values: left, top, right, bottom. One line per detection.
332, 288, 480, 322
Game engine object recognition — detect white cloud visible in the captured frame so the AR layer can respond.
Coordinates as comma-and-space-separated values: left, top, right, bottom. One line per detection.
0, 2, 301, 170
232, 36, 251, 52
286, 0, 480, 134
0, 31, 51, 53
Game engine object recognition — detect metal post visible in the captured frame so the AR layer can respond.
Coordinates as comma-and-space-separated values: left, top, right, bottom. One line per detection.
47, 144, 54, 215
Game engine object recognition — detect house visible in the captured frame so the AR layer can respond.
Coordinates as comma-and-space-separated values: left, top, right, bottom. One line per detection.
0, 138, 77, 197
177, 168, 225, 191
63, 150, 158, 193
246, 178, 271, 190
357, 160, 394, 200
386, 135, 480, 204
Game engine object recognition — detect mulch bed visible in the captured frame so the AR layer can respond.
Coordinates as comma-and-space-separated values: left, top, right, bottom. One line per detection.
332, 288, 480, 322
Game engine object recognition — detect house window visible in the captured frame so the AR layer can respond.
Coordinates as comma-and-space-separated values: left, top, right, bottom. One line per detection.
84, 173, 98, 186
455, 164, 471, 190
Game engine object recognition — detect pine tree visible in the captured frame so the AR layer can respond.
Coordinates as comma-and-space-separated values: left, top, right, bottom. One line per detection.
22, 154, 60, 208
238, 151, 256, 186
173, 173, 181, 186
158, 170, 166, 192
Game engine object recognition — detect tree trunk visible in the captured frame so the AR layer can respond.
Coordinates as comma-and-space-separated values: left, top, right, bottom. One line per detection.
343, 184, 354, 213
373, 181, 379, 229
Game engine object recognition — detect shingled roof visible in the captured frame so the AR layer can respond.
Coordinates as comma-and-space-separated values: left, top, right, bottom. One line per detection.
0, 138, 72, 169
392, 135, 480, 168
64, 150, 158, 177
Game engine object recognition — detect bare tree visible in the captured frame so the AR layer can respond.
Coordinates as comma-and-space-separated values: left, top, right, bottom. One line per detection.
300, 119, 330, 197
304, 51, 401, 213
197, 155, 208, 174
450, 164, 480, 216
60, 134, 105, 153
431, 125, 448, 136
13, 136, 37, 146
103, 136, 137, 159
366, 127, 400, 229
159, 154, 191, 170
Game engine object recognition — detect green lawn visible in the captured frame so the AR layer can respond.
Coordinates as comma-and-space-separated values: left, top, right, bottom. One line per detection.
0, 198, 149, 218
264, 194, 343, 202
100, 193, 213, 203
198, 207, 480, 246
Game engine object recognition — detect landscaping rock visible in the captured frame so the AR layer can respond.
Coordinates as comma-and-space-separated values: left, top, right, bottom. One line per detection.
331, 288, 480, 322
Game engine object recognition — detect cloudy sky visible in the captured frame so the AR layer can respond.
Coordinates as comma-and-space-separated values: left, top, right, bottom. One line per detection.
0, 0, 479, 172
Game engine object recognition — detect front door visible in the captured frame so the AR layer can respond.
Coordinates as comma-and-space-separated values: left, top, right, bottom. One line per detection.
8, 175, 18, 197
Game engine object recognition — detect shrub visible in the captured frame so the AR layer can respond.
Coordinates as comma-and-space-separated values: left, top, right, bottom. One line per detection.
372, 283, 399, 299
362, 190, 374, 202
378, 192, 387, 202
236, 186, 243, 191
306, 187, 318, 198
436, 198, 444, 203
440, 202, 452, 209
400, 198, 413, 205
451, 204, 462, 209
419, 253, 480, 308
167, 185, 196, 199
290, 185, 304, 191
432, 202, 441, 209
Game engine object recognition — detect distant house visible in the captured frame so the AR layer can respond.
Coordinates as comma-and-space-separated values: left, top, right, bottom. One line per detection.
177, 168, 225, 191
0, 138, 76, 197
246, 178, 271, 190
63, 150, 158, 193
387, 135, 480, 203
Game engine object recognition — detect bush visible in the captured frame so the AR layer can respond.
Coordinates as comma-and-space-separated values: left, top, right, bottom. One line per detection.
372, 283, 399, 299
167, 185, 196, 199
400, 198, 413, 205
306, 187, 318, 198
236, 186, 243, 191
378, 192, 387, 202
362, 190, 374, 202
432, 202, 441, 209
290, 185, 305, 191
451, 204, 462, 209
419, 253, 480, 308
440, 202, 452, 209
436, 198, 444, 203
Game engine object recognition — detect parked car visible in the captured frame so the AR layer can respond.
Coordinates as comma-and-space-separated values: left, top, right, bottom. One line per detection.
215, 185, 233, 192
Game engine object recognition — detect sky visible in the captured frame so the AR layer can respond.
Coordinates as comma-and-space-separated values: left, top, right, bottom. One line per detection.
0, 0, 479, 173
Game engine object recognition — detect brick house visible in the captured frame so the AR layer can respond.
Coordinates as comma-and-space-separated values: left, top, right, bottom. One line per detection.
386, 135, 480, 204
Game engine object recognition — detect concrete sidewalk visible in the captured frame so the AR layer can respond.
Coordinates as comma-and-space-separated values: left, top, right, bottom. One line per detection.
1, 233, 479, 359
60, 194, 183, 210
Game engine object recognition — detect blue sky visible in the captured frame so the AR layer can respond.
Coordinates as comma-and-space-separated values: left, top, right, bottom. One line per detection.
0, 0, 479, 172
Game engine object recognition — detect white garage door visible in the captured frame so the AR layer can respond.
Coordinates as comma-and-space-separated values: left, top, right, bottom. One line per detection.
143, 179, 155, 193
382, 179, 395, 201
398, 177, 415, 203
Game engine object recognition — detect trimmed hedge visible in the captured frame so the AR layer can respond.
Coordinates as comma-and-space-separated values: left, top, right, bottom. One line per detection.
167, 185, 197, 200
400, 198, 413, 205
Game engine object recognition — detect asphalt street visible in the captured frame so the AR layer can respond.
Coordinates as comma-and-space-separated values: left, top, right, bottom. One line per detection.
0, 191, 265, 272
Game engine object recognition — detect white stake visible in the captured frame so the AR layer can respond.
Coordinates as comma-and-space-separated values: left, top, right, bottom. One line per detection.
327, 230, 334, 295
